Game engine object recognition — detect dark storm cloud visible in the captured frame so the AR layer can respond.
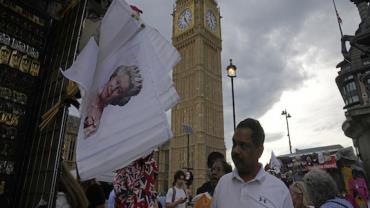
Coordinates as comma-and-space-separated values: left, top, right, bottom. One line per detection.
218, 0, 359, 146
127, 0, 359, 148
220, 0, 345, 119
127, 0, 356, 120
265, 132, 284, 143
313, 121, 339, 133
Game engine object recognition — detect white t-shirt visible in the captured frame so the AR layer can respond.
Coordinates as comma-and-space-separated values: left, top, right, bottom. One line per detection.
165, 186, 187, 208
55, 192, 71, 208
108, 190, 115, 208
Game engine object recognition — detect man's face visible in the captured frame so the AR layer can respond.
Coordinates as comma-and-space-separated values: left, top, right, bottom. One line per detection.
10, 52, 21, 64
101, 73, 130, 104
210, 160, 224, 183
30, 61, 40, 76
20, 57, 30, 71
21, 57, 29, 65
0, 48, 10, 65
31, 62, 39, 70
0, 48, 9, 61
231, 128, 263, 175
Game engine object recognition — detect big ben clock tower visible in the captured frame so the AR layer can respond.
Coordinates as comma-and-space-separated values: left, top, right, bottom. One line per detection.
157, 0, 225, 194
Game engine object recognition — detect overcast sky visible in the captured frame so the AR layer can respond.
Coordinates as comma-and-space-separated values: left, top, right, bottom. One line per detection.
76, 0, 361, 165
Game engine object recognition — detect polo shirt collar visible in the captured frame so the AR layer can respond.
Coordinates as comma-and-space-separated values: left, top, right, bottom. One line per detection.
232, 163, 266, 183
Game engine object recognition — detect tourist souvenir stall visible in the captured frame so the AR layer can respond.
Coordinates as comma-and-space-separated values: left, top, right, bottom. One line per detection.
276, 146, 369, 208
337, 147, 369, 208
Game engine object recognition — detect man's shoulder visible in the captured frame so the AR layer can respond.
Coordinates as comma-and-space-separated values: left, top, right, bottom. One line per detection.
197, 181, 211, 193
217, 172, 234, 186
263, 173, 289, 191
261, 172, 294, 207
220, 172, 234, 181
199, 181, 212, 189
322, 197, 353, 208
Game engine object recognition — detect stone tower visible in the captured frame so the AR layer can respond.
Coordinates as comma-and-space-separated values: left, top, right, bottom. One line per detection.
157, 0, 226, 194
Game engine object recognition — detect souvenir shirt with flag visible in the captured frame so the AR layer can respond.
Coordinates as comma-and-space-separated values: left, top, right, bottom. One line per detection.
113, 153, 158, 208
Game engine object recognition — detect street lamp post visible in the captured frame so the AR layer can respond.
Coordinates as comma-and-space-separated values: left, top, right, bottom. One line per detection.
281, 109, 292, 154
226, 59, 237, 131
182, 124, 193, 170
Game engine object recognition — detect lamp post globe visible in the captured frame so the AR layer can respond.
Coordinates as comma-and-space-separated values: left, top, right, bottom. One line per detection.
227, 59, 237, 78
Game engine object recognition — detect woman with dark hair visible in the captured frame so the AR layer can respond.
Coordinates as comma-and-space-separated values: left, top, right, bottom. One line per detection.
303, 169, 353, 208
165, 170, 188, 208
83, 179, 106, 208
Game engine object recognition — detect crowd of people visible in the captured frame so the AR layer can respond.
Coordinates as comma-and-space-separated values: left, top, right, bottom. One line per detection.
55, 117, 366, 208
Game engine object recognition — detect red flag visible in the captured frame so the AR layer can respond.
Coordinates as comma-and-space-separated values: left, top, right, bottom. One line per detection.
332, 0, 343, 37
130, 5, 143, 14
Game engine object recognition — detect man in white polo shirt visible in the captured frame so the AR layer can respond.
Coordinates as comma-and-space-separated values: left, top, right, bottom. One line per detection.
211, 118, 294, 208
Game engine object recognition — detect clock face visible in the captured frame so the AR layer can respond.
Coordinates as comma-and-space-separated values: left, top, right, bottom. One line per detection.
206, 10, 217, 31
177, 8, 192, 30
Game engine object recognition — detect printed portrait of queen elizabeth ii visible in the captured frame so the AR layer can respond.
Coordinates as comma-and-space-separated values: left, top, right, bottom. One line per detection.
83, 65, 143, 137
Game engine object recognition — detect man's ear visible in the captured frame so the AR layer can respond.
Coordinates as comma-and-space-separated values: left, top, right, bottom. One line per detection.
257, 145, 264, 158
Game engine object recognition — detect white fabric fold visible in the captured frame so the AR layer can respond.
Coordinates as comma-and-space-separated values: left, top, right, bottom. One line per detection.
60, 37, 98, 92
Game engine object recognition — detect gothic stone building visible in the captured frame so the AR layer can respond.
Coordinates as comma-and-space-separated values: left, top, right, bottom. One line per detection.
336, 0, 370, 182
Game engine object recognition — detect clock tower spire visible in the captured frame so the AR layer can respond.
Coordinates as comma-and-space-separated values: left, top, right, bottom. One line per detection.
157, 0, 225, 194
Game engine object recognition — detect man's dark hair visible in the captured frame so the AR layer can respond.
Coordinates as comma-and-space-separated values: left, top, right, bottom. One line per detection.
173, 170, 185, 186
207, 152, 225, 168
85, 182, 106, 208
223, 160, 233, 174
236, 118, 265, 146
213, 158, 232, 174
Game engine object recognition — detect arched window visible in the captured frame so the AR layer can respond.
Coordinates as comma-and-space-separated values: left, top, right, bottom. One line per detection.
341, 76, 360, 107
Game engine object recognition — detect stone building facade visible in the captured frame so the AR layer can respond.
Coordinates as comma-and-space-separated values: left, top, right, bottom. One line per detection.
63, 115, 80, 171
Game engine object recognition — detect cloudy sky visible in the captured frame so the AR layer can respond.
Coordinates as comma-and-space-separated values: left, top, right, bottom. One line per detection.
74, 0, 361, 165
